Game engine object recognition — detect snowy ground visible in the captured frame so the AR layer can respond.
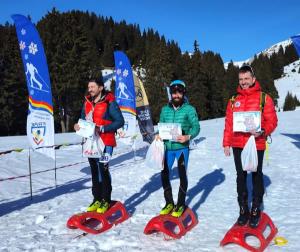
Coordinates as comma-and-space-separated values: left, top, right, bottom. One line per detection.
1, 111, 300, 251
274, 59, 300, 109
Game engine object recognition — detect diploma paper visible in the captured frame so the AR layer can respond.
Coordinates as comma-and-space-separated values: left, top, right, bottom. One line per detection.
76, 119, 96, 138
233, 111, 261, 132
158, 123, 182, 141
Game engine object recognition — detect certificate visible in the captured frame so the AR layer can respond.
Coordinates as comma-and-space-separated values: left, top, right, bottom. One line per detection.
76, 119, 96, 138
233, 111, 261, 132
158, 123, 182, 141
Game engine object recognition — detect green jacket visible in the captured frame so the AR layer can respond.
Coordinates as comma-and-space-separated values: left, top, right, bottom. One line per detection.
159, 102, 200, 150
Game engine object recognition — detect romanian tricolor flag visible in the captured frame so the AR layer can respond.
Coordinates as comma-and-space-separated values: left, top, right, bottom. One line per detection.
12, 14, 55, 159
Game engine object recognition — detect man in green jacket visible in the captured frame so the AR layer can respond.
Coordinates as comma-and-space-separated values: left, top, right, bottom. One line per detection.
158, 80, 200, 217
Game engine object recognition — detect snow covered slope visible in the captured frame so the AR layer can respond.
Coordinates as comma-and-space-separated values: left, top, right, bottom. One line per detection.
275, 59, 300, 109
225, 38, 300, 109
1, 110, 300, 251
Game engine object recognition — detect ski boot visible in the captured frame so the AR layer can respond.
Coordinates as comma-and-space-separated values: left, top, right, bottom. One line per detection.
237, 205, 249, 226
160, 203, 174, 215
171, 205, 186, 218
97, 200, 110, 214
87, 200, 101, 212
249, 206, 261, 228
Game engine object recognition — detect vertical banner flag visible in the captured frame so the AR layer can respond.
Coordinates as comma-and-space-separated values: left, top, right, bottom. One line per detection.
12, 14, 55, 159
114, 51, 136, 138
291, 35, 300, 57
134, 74, 154, 143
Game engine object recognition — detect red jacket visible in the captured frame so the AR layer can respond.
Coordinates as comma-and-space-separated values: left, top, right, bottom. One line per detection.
84, 92, 117, 147
223, 81, 278, 150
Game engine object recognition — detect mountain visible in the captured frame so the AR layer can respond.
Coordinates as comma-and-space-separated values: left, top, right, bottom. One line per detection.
274, 59, 300, 109
225, 38, 300, 109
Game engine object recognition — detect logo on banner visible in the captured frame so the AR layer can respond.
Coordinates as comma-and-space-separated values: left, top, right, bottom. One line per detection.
31, 122, 46, 145
117, 81, 130, 99
135, 86, 143, 102
25, 62, 50, 93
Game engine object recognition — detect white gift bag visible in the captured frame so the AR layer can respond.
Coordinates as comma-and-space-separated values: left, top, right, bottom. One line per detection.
145, 139, 165, 170
82, 131, 105, 158
241, 135, 258, 172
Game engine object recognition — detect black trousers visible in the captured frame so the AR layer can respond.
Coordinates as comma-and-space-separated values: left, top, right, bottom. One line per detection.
232, 147, 265, 205
161, 152, 188, 207
88, 158, 112, 203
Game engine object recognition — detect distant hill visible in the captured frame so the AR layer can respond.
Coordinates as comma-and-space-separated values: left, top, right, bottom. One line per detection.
225, 38, 300, 109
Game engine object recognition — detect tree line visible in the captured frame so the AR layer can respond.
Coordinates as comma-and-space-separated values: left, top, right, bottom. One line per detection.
0, 9, 298, 136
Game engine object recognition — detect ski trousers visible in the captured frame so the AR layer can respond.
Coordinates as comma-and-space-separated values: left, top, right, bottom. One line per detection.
232, 147, 265, 206
88, 146, 113, 203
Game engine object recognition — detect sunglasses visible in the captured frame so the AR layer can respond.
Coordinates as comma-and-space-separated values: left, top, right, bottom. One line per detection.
239, 64, 255, 76
170, 85, 185, 94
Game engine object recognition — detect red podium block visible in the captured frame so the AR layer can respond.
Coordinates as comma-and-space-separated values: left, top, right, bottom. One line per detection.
67, 201, 129, 234
144, 207, 198, 239
220, 212, 278, 252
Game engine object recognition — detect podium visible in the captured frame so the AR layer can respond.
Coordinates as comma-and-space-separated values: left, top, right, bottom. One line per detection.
67, 201, 129, 234
220, 212, 278, 252
144, 207, 198, 239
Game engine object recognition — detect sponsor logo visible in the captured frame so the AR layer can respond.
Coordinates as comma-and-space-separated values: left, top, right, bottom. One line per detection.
135, 86, 143, 103
234, 101, 241, 108
31, 122, 46, 145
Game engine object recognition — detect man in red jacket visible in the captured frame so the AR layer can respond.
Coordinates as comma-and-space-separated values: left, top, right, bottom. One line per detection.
223, 65, 278, 228
74, 73, 124, 214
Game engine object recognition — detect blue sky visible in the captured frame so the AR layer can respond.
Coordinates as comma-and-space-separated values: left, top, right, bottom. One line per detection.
1, 0, 299, 62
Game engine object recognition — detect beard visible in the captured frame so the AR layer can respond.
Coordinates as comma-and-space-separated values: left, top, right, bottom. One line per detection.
172, 97, 184, 107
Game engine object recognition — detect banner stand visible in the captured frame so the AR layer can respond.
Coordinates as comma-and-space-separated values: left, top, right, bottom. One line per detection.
28, 148, 33, 200
54, 148, 57, 188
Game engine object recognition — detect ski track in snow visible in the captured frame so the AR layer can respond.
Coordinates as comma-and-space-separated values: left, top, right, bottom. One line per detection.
0, 111, 300, 251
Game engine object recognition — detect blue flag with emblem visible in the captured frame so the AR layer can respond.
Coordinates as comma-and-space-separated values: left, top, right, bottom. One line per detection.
291, 35, 300, 57
12, 14, 55, 159
114, 51, 136, 138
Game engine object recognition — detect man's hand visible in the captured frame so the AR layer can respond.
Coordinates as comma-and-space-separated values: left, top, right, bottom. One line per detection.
177, 135, 190, 143
74, 123, 80, 131
155, 134, 162, 141
249, 130, 263, 138
224, 146, 231, 156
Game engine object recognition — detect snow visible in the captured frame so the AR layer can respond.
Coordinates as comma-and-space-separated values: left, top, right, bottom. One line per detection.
224, 38, 294, 69
1, 110, 300, 251
259, 39, 293, 58
224, 60, 247, 70
274, 59, 300, 109
224, 37, 300, 111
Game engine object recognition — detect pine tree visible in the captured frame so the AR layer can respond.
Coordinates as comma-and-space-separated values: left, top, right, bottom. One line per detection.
0, 24, 27, 136
284, 44, 298, 65
201, 51, 226, 118
182, 51, 209, 119
193, 40, 200, 53
294, 95, 300, 106
144, 42, 173, 123
270, 46, 284, 80
224, 61, 239, 103
283, 92, 296, 111
38, 10, 95, 132
252, 54, 278, 105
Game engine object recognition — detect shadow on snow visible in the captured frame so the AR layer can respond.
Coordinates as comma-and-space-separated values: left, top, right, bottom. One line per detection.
281, 133, 300, 149
0, 177, 90, 217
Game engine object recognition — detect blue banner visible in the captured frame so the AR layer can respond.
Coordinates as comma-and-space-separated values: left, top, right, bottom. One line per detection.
12, 14, 55, 159
114, 51, 136, 137
291, 35, 300, 57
